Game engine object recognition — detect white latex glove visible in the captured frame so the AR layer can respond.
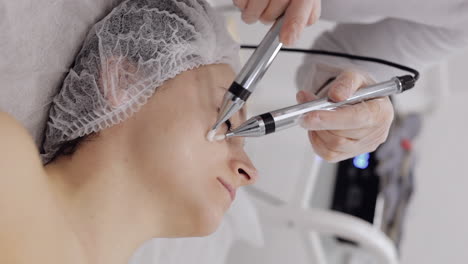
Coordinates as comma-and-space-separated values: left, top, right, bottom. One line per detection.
297, 69, 394, 162
232, 0, 321, 45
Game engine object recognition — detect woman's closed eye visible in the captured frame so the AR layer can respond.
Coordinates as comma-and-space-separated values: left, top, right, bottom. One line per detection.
224, 119, 232, 132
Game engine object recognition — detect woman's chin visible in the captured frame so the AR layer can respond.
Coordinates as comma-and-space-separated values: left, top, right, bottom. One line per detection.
184, 207, 225, 237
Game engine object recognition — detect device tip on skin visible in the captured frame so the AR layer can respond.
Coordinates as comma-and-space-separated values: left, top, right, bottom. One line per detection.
206, 130, 217, 142
206, 129, 227, 142
214, 134, 226, 141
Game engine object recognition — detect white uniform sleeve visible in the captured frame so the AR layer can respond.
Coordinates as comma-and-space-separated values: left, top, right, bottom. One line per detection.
296, 18, 468, 95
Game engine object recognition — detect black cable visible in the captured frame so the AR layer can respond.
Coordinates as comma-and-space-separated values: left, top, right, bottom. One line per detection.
240, 45, 420, 90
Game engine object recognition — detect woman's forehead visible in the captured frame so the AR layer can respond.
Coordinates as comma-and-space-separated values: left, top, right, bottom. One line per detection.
194, 65, 233, 99
186, 64, 247, 121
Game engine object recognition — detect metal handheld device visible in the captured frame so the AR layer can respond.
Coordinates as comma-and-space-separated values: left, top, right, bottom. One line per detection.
224, 76, 413, 139
209, 17, 285, 133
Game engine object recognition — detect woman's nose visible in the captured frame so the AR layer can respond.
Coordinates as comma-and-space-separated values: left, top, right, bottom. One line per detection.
230, 150, 258, 186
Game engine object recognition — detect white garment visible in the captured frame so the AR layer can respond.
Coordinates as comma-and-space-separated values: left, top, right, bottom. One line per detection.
297, 0, 468, 92
322, 0, 468, 30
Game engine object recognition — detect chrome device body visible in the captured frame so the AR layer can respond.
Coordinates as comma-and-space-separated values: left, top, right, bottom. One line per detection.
210, 17, 285, 131
226, 77, 403, 138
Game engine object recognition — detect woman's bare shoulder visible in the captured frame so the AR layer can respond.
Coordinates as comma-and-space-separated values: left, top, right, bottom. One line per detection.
0, 112, 82, 263
0, 111, 42, 170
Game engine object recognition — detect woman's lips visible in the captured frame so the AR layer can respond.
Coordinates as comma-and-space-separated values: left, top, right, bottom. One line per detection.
217, 177, 236, 201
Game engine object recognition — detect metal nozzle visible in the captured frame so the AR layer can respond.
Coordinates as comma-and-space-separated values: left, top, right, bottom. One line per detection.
225, 116, 266, 138
211, 91, 245, 132
210, 17, 285, 134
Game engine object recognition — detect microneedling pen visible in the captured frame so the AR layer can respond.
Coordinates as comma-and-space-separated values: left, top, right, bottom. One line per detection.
207, 17, 285, 141
217, 76, 416, 140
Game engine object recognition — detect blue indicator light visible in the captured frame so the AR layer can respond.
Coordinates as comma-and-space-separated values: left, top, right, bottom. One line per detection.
353, 153, 370, 169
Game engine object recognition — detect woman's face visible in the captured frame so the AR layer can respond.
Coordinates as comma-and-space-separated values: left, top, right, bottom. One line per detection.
121, 64, 258, 236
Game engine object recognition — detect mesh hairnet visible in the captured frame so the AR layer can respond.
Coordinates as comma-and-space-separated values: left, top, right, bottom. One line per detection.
40, 0, 240, 163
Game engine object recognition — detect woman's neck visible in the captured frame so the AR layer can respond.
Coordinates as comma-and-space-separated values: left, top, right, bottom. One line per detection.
44, 151, 161, 264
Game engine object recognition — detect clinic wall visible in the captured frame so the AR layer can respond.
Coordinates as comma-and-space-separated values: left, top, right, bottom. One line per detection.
400, 51, 468, 264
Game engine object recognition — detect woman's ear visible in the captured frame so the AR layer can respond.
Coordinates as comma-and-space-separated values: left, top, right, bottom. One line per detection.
100, 56, 138, 108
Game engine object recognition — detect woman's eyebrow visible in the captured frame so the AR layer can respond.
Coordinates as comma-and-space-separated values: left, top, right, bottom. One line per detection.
217, 86, 228, 93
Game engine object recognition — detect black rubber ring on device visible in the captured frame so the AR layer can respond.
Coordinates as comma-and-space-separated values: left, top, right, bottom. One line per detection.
228, 82, 251, 101
260, 113, 276, 135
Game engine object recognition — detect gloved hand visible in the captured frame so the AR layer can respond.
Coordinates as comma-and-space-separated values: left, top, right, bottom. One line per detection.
296, 69, 395, 162
232, 0, 321, 45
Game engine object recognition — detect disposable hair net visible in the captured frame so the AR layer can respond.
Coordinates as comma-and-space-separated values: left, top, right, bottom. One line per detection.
41, 0, 240, 163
